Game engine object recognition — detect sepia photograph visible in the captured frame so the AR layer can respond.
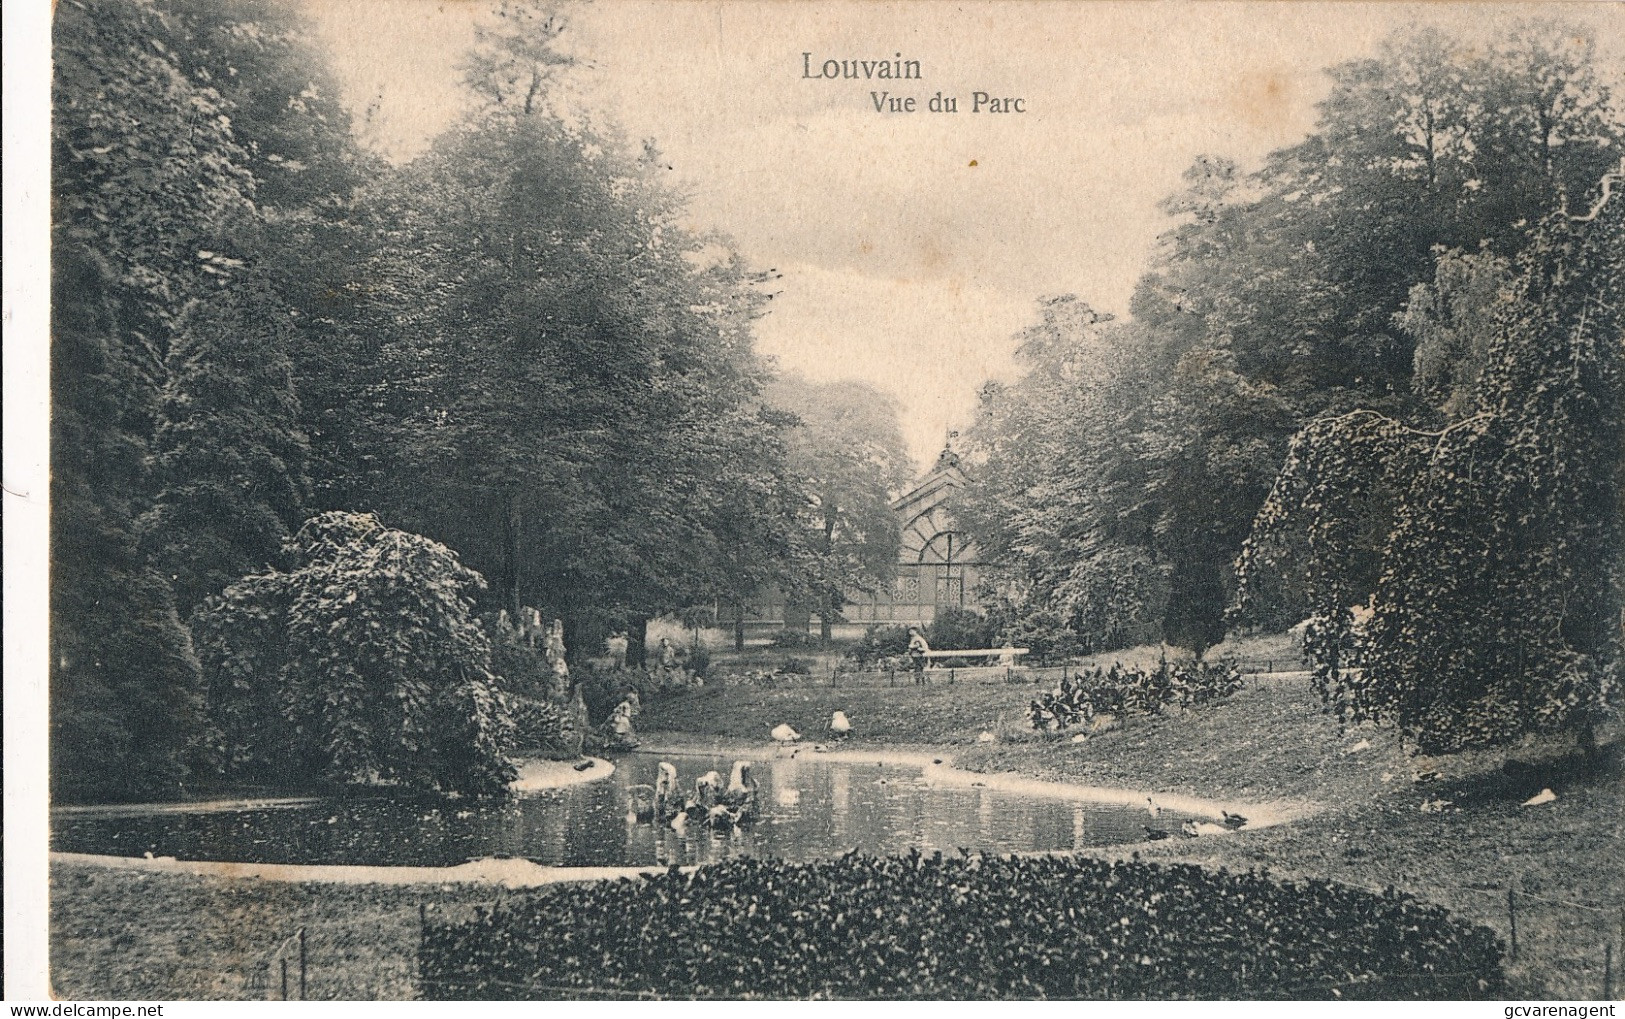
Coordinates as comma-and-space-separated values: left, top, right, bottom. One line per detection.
6, 0, 1624, 1003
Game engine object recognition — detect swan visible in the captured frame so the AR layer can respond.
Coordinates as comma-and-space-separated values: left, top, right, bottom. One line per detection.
829, 711, 852, 735
722, 761, 759, 817
654, 762, 681, 823
771, 723, 801, 742
693, 770, 724, 809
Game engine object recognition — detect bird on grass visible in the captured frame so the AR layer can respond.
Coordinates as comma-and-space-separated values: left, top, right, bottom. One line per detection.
1220, 811, 1248, 829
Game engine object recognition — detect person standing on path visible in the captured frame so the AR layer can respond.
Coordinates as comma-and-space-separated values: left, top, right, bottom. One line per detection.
907, 626, 931, 685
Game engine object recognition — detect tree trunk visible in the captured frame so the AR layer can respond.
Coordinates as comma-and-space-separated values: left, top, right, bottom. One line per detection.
502, 491, 522, 618
733, 602, 746, 652
627, 616, 650, 668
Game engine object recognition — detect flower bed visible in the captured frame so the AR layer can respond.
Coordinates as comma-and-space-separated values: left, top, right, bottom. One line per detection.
419, 853, 1503, 1000
1030, 661, 1245, 730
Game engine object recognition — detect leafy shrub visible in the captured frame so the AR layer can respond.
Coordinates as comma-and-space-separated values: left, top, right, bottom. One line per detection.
506, 694, 578, 759
1030, 660, 1244, 730
486, 614, 553, 699
779, 656, 812, 675
685, 645, 711, 678
769, 628, 816, 650
925, 607, 998, 651
421, 852, 1503, 1000
846, 624, 912, 669
994, 607, 1084, 664
194, 511, 515, 796
577, 668, 646, 727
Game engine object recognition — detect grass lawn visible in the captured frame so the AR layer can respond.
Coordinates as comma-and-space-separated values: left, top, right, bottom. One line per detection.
50, 643, 1623, 1000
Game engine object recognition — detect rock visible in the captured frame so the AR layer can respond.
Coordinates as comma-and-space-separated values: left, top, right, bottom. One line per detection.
1521, 787, 1557, 807
1342, 738, 1372, 755
976, 730, 996, 743
771, 723, 801, 742
1071, 732, 1089, 743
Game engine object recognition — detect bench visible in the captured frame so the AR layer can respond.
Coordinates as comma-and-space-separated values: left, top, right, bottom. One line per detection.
917, 647, 1030, 666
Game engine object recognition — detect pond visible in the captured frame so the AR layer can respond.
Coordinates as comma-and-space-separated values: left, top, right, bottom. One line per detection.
52, 752, 1205, 869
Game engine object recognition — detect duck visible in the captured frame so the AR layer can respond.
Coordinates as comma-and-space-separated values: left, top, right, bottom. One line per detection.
1220, 810, 1248, 829
625, 783, 657, 824
829, 711, 852, 736
705, 803, 744, 831
771, 723, 801, 742
1142, 825, 1173, 841
1146, 797, 1162, 819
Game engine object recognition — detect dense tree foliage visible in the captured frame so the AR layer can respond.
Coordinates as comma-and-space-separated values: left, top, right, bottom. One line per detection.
52, 0, 257, 800
961, 23, 1623, 666
50, 0, 813, 798
765, 374, 911, 638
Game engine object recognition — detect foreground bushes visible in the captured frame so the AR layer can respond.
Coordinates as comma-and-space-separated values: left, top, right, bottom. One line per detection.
419, 853, 1503, 1000
1030, 660, 1245, 730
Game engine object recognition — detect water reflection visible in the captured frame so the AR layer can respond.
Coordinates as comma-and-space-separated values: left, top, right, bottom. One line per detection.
52, 753, 1196, 869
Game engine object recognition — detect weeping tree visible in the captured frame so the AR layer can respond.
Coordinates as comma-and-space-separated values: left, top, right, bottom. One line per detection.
194, 511, 516, 795
1236, 194, 1624, 753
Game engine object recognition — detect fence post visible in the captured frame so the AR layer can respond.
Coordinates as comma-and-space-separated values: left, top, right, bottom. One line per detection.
949, 668, 956, 685
298, 926, 307, 1000
280, 958, 288, 1001
1005, 666, 1012, 685
888, 668, 894, 687
1508, 888, 1518, 960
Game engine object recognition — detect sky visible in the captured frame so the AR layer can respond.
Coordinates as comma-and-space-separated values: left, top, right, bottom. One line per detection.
302, 0, 1624, 469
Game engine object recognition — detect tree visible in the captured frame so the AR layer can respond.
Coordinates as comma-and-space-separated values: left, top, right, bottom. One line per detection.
195, 512, 517, 795
343, 58, 804, 646
139, 281, 312, 614
963, 22, 1621, 657
51, 0, 262, 800
1237, 194, 1623, 752
766, 374, 911, 641
960, 300, 1184, 653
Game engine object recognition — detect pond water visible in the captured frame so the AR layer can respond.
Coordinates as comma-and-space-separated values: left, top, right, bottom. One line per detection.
52, 753, 1200, 869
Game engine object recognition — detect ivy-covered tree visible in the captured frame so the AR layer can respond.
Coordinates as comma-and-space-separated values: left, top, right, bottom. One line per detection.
1237, 193, 1623, 752
195, 511, 516, 795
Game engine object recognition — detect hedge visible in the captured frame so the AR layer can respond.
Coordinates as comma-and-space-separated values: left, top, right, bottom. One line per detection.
419, 852, 1503, 1000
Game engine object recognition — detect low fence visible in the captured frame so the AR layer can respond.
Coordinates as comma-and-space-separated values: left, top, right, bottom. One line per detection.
719, 662, 1308, 690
